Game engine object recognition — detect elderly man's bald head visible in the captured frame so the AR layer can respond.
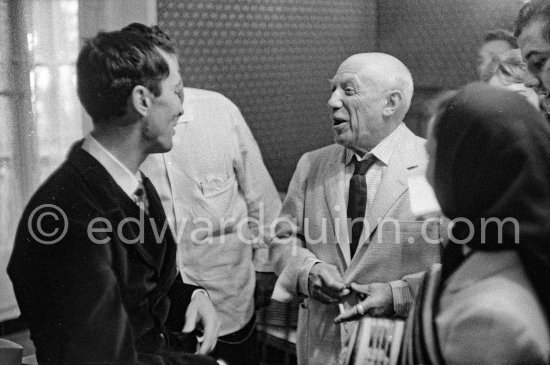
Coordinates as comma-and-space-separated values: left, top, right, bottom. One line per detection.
328, 53, 414, 154
337, 53, 414, 118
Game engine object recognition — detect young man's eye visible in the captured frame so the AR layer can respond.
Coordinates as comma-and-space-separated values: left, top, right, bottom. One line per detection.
529, 57, 548, 73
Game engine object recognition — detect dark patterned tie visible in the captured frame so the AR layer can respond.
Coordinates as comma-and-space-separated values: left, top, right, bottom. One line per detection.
347, 155, 377, 257
133, 180, 149, 215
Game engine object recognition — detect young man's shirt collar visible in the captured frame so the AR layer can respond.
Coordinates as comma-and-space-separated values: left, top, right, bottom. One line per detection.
81, 134, 141, 198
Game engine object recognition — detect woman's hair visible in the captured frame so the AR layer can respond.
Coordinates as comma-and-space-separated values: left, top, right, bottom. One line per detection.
481, 49, 529, 84
432, 82, 550, 315
423, 89, 459, 138
483, 29, 517, 48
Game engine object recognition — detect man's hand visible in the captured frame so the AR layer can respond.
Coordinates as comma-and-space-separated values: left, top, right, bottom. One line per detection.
182, 291, 220, 355
254, 272, 278, 309
334, 282, 394, 323
308, 262, 350, 304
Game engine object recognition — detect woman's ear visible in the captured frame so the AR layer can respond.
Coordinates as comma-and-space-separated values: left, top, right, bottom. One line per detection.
382, 90, 402, 117
130, 85, 152, 117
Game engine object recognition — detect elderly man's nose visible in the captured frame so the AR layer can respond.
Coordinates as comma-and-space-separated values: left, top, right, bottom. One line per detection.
328, 91, 343, 109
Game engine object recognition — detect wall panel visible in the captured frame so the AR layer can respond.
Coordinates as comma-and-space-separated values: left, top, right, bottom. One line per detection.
378, 0, 523, 88
158, 0, 377, 190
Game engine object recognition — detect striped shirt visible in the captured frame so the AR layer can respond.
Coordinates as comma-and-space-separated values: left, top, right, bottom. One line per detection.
344, 122, 407, 213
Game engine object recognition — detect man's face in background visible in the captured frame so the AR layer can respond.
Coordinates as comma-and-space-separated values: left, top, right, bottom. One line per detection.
518, 19, 550, 114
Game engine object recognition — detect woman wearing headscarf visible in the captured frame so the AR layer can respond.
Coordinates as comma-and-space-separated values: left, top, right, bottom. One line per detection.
400, 82, 550, 365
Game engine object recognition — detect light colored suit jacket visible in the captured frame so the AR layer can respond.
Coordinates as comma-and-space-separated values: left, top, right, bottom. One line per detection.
436, 251, 550, 365
269, 126, 441, 365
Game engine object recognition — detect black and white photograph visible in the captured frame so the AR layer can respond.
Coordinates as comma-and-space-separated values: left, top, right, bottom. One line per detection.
0, 1, 549, 364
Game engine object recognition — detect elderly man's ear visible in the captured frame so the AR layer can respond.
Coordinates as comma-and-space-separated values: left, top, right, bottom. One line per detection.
382, 90, 403, 117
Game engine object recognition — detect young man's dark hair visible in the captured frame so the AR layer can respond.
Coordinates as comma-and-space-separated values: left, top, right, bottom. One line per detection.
122, 23, 176, 54
77, 29, 173, 123
515, 0, 550, 40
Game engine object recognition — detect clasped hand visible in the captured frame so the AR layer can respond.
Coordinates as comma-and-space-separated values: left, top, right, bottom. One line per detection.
183, 291, 220, 355
334, 282, 394, 324
308, 262, 350, 304
308, 263, 395, 322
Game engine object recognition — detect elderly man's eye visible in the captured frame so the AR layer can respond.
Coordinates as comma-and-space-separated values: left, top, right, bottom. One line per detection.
344, 88, 355, 95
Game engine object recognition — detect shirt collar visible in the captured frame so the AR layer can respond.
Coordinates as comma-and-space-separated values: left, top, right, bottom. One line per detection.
81, 134, 140, 198
345, 122, 406, 166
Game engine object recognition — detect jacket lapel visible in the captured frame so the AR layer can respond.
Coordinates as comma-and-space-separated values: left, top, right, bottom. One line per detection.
67, 142, 168, 273
142, 175, 177, 279
323, 146, 352, 266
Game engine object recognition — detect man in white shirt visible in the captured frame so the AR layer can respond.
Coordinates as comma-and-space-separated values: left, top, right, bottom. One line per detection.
8, 24, 219, 364
141, 88, 281, 365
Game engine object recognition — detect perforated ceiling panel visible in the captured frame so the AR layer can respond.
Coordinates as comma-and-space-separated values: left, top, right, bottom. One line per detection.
378, 0, 523, 88
158, 0, 377, 190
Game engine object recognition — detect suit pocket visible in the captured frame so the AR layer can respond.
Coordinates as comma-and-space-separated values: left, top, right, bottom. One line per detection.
191, 173, 239, 225
367, 220, 441, 278
198, 172, 235, 198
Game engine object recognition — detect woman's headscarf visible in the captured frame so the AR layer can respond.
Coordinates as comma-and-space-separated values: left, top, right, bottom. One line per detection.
433, 81, 550, 314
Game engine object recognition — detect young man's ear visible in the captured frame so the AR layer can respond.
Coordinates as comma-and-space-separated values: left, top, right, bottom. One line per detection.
130, 85, 152, 117
382, 90, 402, 117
